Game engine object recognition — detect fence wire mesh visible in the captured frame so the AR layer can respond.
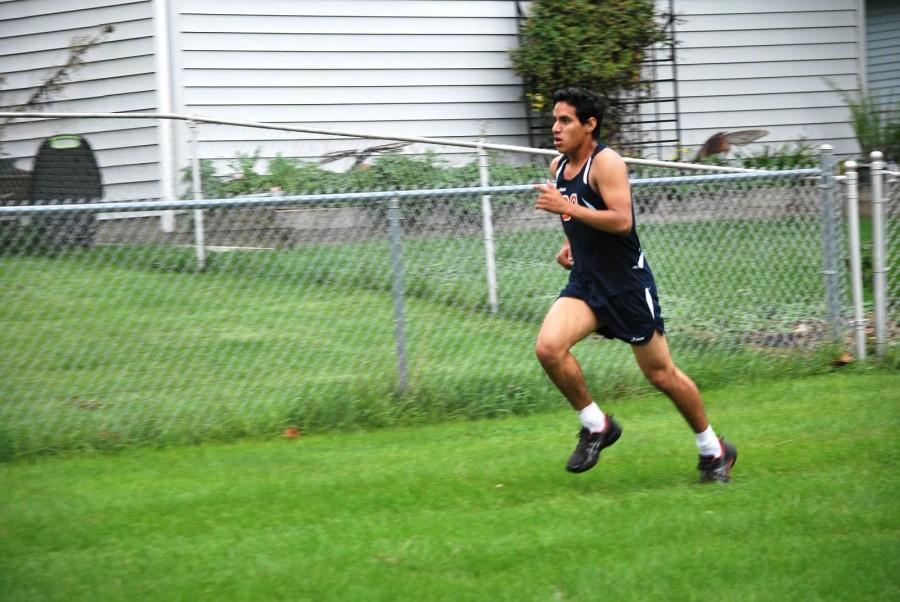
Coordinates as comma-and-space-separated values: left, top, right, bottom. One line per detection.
885, 171, 900, 331
0, 116, 859, 459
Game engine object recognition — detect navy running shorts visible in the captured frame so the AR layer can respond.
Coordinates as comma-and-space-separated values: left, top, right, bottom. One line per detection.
559, 278, 665, 346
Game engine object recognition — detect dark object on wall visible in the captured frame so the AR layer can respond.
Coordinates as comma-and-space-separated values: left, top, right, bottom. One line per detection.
29, 134, 103, 250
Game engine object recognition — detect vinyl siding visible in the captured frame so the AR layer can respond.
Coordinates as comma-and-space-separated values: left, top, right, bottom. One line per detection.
173, 0, 529, 169
646, 0, 863, 159
866, 0, 900, 109
0, 0, 160, 200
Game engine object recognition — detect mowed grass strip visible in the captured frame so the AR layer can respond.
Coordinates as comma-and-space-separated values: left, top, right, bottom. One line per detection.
1, 371, 897, 601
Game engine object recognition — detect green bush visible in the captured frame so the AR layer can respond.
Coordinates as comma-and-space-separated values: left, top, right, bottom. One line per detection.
839, 88, 900, 161
182, 151, 546, 198
509, 0, 670, 146
734, 142, 818, 170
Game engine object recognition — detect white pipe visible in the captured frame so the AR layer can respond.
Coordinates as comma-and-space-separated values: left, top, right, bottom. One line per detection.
870, 151, 887, 356
152, 0, 176, 231
843, 160, 867, 360
0, 112, 769, 175
478, 141, 499, 313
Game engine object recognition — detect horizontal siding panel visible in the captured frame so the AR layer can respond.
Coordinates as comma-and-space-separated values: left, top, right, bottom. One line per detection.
672, 74, 856, 97
0, 0, 145, 20
8, 90, 157, 113
4, 73, 156, 102
182, 69, 520, 89
0, 120, 156, 145
179, 14, 518, 35
677, 27, 856, 48
869, 44, 900, 60
0, 2, 150, 37
101, 180, 162, 200
183, 84, 524, 106
671, 0, 853, 13
84, 144, 158, 168
675, 11, 856, 31
0, 131, 157, 163
0, 37, 154, 73
98, 163, 159, 185
661, 91, 849, 114
180, 33, 519, 52
678, 107, 853, 130
179, 0, 517, 18
3, 19, 151, 55
185, 101, 526, 123
2, 54, 155, 89
180, 50, 513, 71
664, 59, 857, 81
865, 0, 900, 107
677, 43, 856, 64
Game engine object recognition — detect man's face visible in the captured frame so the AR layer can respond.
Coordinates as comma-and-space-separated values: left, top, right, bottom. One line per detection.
552, 101, 595, 154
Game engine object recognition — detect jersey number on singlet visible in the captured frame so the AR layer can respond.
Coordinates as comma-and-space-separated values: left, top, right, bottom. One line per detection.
561, 194, 578, 222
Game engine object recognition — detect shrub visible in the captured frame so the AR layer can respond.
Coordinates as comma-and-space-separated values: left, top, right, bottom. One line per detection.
509, 0, 670, 146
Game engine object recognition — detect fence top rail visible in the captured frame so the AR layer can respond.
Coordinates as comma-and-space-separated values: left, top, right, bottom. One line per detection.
0, 111, 773, 175
0, 169, 823, 215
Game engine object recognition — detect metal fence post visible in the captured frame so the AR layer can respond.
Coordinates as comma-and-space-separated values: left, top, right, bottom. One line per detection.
387, 197, 408, 391
819, 144, 844, 343
843, 160, 867, 360
870, 151, 887, 356
188, 119, 206, 270
477, 141, 499, 313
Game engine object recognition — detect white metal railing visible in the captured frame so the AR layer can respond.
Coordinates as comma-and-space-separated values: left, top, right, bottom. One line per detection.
0, 111, 771, 174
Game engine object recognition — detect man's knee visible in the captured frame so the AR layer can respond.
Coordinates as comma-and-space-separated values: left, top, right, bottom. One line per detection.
644, 365, 677, 392
535, 337, 565, 367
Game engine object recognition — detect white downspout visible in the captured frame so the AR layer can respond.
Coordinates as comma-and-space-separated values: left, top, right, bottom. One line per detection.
153, 0, 176, 231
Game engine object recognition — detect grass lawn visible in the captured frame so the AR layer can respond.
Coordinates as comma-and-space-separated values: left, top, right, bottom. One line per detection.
1, 370, 897, 601
1, 213, 866, 460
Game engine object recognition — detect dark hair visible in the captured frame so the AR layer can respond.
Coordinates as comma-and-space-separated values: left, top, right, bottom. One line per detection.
551, 87, 605, 140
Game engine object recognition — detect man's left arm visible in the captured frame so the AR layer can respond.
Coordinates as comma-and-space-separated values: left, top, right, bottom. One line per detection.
585, 149, 633, 236
533, 149, 633, 236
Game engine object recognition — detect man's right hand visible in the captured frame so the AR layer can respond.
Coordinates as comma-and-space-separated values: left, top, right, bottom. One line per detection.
556, 242, 574, 270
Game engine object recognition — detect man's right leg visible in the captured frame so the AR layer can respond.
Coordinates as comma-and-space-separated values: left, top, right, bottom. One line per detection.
535, 297, 621, 473
534, 297, 598, 411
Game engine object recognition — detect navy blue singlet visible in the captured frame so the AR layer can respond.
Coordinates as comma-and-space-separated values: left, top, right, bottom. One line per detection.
555, 144, 655, 297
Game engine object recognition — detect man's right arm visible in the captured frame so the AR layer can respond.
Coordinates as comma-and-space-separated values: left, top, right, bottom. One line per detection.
547, 157, 573, 270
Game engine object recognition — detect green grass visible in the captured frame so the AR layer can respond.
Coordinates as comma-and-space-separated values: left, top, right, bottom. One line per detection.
4, 209, 895, 459
1, 371, 897, 601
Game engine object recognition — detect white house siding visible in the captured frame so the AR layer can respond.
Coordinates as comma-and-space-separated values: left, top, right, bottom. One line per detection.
0, 0, 160, 200
865, 0, 900, 110
173, 0, 530, 173
646, 0, 863, 159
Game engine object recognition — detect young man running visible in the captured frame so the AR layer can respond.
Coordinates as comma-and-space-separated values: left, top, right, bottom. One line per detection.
533, 87, 737, 482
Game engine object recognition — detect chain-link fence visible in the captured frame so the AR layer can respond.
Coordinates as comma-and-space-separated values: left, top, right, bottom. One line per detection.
883, 169, 899, 324
0, 114, 869, 459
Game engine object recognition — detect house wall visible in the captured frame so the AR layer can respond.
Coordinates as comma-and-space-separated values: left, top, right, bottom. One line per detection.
2, 0, 883, 202
0, 0, 161, 199
648, 0, 862, 160
865, 0, 900, 109
171, 0, 531, 173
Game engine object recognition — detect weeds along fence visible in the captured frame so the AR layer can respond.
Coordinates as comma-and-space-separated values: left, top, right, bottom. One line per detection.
0, 112, 885, 459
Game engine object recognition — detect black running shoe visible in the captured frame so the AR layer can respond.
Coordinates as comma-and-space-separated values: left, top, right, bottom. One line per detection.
565, 417, 622, 473
698, 438, 738, 483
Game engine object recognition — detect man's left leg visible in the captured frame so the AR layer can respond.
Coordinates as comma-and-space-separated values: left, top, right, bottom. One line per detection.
632, 332, 737, 482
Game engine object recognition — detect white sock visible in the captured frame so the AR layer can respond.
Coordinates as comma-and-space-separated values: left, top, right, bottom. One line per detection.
578, 402, 607, 433
696, 426, 722, 458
